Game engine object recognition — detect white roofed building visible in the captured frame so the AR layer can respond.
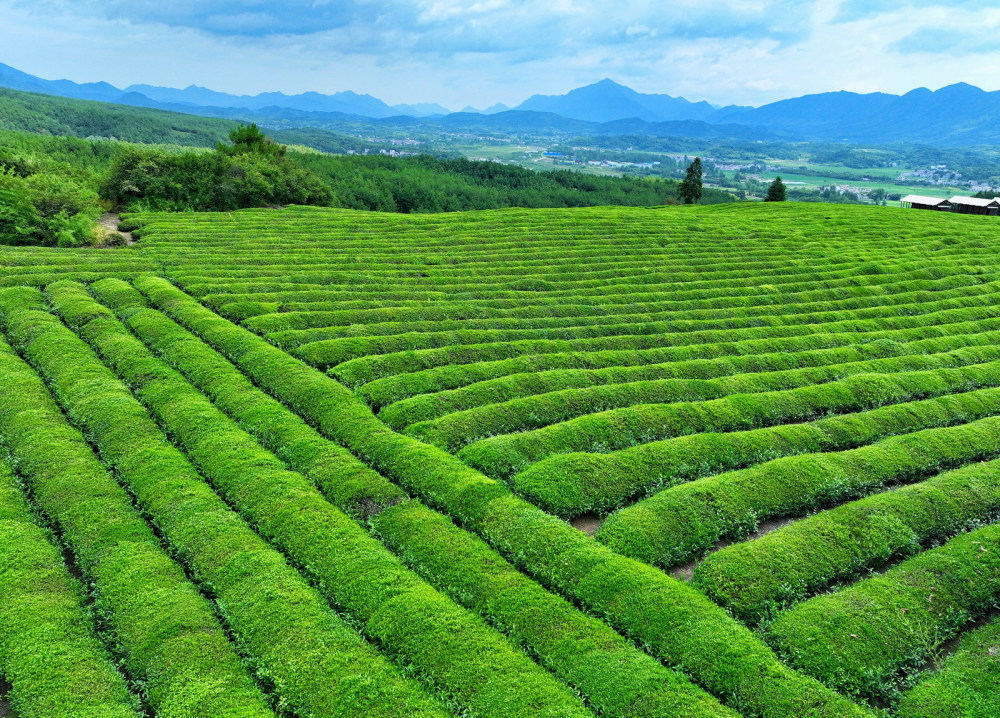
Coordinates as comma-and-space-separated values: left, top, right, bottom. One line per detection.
949, 195, 1000, 215
899, 195, 952, 211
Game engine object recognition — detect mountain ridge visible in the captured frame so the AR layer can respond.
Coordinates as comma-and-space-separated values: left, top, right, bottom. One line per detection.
517, 78, 745, 123
4, 61, 1000, 146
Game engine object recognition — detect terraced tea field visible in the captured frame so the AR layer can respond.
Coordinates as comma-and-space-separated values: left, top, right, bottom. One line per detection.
1, 202, 998, 718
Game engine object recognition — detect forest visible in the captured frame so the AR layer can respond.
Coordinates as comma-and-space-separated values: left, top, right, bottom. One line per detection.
0, 117, 733, 246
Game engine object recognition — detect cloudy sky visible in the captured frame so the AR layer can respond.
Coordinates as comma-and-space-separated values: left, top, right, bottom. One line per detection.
2, 0, 999, 109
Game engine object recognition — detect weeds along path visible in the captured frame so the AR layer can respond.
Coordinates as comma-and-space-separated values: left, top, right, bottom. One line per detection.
2, 202, 999, 717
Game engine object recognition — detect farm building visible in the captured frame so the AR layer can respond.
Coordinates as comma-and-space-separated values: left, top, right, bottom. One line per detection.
899, 195, 952, 211
948, 195, 1000, 215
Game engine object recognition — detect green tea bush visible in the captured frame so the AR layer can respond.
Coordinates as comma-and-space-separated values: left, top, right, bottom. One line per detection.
90, 278, 742, 717
598, 413, 1000, 568
424, 350, 1000, 453
334, 305, 1000, 387
511, 383, 1000, 516
769, 523, 1000, 702
55, 282, 591, 718
693, 458, 1000, 623
138, 275, 872, 718
0, 456, 140, 718
896, 615, 1000, 718
0, 300, 274, 718
38, 280, 449, 718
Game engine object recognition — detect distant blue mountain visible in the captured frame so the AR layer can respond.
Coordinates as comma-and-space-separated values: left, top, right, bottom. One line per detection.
709, 83, 1000, 144
0, 62, 434, 119
124, 82, 406, 117
0, 62, 124, 103
4, 61, 1000, 145
517, 79, 744, 123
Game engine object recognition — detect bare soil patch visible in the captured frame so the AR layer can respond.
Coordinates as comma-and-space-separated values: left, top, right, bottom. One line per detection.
669, 516, 798, 581
0, 676, 12, 717
61, 545, 84, 580
99, 214, 134, 246
571, 512, 603, 536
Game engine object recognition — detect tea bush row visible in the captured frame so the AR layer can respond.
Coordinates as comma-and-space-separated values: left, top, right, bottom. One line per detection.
769, 523, 1000, 702
137, 276, 872, 718
89, 278, 736, 718
0, 300, 274, 718
37, 280, 450, 718
0, 456, 139, 718
54, 283, 591, 718
598, 413, 1000, 567
692, 458, 1000, 623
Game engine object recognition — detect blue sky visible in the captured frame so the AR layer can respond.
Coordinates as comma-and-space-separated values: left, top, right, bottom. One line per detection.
2, 1, 999, 108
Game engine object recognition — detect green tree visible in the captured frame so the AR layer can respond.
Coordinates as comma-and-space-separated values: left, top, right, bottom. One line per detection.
218, 123, 287, 158
869, 187, 888, 205
0, 168, 100, 247
765, 176, 787, 202
677, 157, 703, 204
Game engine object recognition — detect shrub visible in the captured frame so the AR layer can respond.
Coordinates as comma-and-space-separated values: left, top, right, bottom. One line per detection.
137, 276, 873, 718
768, 523, 1000, 702
0, 456, 140, 718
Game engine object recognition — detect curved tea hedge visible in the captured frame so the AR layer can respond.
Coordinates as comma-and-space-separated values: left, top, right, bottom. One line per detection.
692, 458, 1000, 623
136, 273, 873, 718
0, 455, 140, 718
896, 614, 1000, 718
598, 413, 1000, 567
89, 277, 735, 718
5, 201, 1000, 717
768, 523, 1000, 701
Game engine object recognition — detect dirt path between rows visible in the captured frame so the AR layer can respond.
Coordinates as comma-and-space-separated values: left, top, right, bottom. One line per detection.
99, 213, 135, 246
0, 676, 12, 717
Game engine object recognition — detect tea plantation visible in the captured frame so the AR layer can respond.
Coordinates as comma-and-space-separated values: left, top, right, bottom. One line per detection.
0, 202, 997, 718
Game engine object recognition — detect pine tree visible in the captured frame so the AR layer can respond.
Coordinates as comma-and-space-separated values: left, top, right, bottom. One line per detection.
677, 157, 703, 205
765, 176, 786, 202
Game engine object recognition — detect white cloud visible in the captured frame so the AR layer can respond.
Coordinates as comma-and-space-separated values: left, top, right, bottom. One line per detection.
1, 0, 999, 108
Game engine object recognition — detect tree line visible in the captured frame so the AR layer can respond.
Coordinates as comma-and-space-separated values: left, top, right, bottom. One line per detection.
2, 125, 738, 246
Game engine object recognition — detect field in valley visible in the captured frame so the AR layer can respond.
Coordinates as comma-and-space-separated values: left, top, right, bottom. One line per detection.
1, 202, 998, 718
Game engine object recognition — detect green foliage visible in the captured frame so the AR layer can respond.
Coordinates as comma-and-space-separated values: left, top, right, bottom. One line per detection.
769, 523, 1000, 702
598, 410, 1000, 569
90, 278, 735, 718
218, 123, 286, 158
54, 281, 591, 718
897, 615, 1000, 718
765, 176, 787, 202
0, 87, 234, 146
678, 157, 704, 204
459, 344, 1000, 488
100, 141, 332, 211
295, 153, 733, 212
41, 280, 449, 718
6, 200, 1000, 717
135, 275, 872, 718
0, 167, 100, 247
693, 458, 1000, 623
0, 455, 140, 718
0, 296, 274, 718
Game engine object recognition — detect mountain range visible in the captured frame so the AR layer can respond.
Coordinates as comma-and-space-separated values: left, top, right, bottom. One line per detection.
4, 61, 1000, 146
518, 79, 744, 123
